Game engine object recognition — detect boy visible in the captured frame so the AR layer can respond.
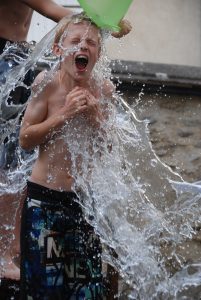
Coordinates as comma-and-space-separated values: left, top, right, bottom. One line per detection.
19, 13, 115, 299
0, 0, 131, 284
0, 0, 72, 284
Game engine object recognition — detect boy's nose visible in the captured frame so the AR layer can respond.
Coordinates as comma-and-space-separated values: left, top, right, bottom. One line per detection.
80, 40, 88, 50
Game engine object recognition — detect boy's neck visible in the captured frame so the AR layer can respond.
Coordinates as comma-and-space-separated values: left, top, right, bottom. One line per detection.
59, 69, 92, 90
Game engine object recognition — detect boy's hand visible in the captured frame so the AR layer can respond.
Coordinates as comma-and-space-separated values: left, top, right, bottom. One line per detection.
63, 87, 87, 118
63, 87, 102, 126
84, 90, 102, 126
112, 19, 132, 38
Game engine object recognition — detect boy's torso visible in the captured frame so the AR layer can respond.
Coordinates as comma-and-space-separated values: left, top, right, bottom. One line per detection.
31, 73, 101, 192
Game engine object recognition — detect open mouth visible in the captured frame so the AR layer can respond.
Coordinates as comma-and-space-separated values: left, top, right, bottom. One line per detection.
75, 55, 89, 71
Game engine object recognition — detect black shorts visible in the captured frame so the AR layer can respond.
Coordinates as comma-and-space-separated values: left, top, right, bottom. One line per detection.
0, 37, 12, 55
20, 181, 105, 300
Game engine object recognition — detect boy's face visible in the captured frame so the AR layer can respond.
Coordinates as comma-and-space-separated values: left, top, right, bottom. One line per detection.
57, 21, 100, 81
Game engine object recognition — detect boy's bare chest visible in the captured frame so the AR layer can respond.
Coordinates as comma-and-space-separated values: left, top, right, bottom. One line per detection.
47, 89, 67, 115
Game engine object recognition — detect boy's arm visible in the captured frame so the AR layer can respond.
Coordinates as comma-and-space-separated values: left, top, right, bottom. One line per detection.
19, 82, 64, 151
19, 102, 66, 151
20, 74, 88, 151
22, 0, 73, 22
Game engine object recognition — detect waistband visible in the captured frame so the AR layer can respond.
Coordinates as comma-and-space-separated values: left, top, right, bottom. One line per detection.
0, 37, 35, 56
27, 180, 79, 207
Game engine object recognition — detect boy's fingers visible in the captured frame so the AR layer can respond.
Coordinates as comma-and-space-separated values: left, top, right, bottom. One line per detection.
68, 90, 86, 99
112, 19, 132, 38
69, 86, 85, 96
79, 99, 87, 106
75, 94, 86, 102
72, 86, 83, 92
76, 104, 87, 113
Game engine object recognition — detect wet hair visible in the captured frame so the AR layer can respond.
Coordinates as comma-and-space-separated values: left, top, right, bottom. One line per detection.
54, 12, 101, 45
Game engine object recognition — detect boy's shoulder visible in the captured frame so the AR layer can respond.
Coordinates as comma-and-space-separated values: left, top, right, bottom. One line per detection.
102, 79, 116, 98
32, 69, 47, 90
32, 69, 57, 94
91, 78, 115, 98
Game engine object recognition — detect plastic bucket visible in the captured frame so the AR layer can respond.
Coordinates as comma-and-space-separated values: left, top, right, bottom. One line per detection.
77, 0, 133, 31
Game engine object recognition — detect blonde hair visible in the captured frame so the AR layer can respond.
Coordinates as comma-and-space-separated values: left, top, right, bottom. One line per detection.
54, 12, 101, 45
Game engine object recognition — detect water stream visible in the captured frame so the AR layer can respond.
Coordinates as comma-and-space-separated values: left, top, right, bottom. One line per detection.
0, 19, 201, 299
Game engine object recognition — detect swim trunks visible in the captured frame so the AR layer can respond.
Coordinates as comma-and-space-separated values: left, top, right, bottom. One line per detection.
20, 181, 104, 300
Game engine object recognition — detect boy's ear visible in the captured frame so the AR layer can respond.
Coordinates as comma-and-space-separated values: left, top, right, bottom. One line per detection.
53, 43, 62, 56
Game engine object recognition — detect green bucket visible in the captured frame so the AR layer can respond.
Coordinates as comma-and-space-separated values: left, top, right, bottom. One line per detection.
77, 0, 133, 31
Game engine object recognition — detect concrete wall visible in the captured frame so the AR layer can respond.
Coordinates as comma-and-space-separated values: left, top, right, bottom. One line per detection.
27, 0, 201, 67
106, 0, 201, 67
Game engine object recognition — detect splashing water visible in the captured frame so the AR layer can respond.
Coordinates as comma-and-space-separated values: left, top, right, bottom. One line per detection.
0, 18, 201, 299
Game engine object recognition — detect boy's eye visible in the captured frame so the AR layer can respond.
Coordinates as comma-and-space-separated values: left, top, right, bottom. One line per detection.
88, 40, 97, 46
71, 39, 80, 44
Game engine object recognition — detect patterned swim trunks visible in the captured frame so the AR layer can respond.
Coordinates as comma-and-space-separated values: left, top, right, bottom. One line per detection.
20, 181, 104, 300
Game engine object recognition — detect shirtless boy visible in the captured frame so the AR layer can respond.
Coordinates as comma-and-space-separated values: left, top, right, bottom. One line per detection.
0, 0, 72, 284
19, 13, 116, 299
0, 0, 131, 284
